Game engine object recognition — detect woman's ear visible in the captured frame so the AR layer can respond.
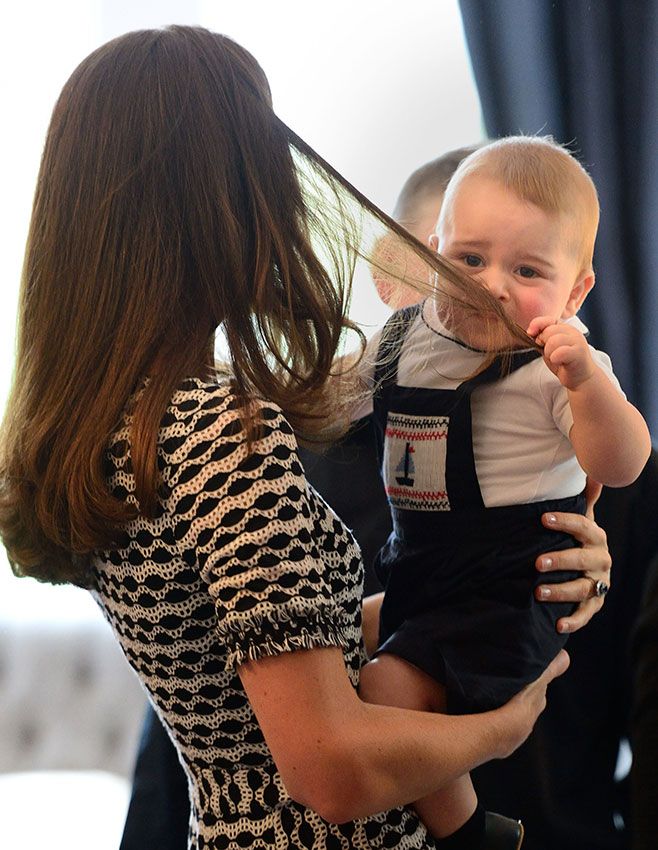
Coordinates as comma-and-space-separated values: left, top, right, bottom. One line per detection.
428, 233, 439, 251
562, 271, 595, 318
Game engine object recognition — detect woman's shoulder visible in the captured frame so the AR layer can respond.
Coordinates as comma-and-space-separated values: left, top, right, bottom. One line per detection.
164, 377, 239, 429
106, 377, 295, 477
165, 377, 286, 431
158, 377, 295, 461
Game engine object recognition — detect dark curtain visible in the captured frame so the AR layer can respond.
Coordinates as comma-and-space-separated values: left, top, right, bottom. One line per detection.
458, 0, 658, 436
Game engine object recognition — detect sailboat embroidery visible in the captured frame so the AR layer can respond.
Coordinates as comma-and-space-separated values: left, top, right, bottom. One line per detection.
384, 411, 450, 511
396, 442, 415, 486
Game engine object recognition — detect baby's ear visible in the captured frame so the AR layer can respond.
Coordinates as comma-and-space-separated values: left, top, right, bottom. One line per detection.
428, 233, 439, 251
562, 271, 595, 318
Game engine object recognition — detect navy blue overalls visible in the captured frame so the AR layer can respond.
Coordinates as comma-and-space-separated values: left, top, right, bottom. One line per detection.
371, 303, 585, 714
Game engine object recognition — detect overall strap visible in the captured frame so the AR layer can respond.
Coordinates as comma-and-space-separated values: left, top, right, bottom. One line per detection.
373, 302, 423, 392
458, 347, 543, 394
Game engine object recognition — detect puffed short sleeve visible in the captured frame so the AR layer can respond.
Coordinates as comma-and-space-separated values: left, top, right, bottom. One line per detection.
171, 399, 351, 671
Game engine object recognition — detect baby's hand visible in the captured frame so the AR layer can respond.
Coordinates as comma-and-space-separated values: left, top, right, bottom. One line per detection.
526, 316, 595, 390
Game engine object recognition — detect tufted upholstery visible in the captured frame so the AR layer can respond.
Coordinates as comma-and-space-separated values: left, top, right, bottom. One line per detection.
0, 615, 147, 777
0, 602, 148, 849
0, 615, 145, 777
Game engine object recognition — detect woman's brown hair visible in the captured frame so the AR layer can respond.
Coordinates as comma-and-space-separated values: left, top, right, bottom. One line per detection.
0, 26, 531, 586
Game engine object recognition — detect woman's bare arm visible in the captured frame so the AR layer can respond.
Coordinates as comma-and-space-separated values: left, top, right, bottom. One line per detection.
239, 645, 568, 824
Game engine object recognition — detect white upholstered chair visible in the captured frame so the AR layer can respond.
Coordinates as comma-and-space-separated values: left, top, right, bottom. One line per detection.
0, 580, 147, 850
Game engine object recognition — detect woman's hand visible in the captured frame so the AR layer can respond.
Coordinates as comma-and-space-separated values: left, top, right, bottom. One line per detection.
496, 650, 571, 759
534, 482, 611, 634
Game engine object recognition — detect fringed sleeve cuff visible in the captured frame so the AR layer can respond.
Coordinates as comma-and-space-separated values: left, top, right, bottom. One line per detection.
219, 603, 351, 672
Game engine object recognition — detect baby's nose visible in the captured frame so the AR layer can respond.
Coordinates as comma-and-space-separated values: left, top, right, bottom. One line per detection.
481, 272, 508, 300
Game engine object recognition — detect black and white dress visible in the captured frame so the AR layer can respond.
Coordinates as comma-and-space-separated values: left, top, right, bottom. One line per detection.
92, 378, 432, 850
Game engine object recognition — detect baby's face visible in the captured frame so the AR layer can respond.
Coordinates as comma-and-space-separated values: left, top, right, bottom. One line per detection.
437, 175, 586, 332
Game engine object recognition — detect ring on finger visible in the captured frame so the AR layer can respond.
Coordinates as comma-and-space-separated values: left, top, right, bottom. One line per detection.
584, 576, 609, 598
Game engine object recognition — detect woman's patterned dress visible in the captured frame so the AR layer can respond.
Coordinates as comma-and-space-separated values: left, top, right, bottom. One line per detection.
92, 378, 432, 849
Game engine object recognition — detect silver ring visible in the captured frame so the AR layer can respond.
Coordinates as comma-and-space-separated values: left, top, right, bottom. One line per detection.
585, 577, 609, 598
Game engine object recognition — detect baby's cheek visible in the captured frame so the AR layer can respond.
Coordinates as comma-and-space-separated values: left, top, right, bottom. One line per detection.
514, 291, 553, 327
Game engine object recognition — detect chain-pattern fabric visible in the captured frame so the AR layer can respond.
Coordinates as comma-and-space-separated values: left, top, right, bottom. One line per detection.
92, 378, 432, 849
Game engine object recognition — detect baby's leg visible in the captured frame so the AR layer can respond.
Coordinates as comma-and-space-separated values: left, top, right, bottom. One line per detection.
359, 653, 478, 840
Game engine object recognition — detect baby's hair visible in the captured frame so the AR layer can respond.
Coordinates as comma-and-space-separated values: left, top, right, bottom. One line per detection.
439, 136, 600, 272
393, 145, 481, 229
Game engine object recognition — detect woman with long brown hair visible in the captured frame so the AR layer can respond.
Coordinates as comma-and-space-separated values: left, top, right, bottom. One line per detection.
0, 26, 610, 849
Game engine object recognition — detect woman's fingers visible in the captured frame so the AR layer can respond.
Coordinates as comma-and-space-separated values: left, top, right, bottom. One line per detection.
554, 596, 604, 633
534, 577, 605, 632
536, 576, 603, 603
541, 648, 570, 684
501, 650, 571, 758
536, 543, 611, 581
517, 650, 569, 702
540, 510, 608, 550
523, 650, 570, 712
536, 510, 611, 633
537, 513, 610, 575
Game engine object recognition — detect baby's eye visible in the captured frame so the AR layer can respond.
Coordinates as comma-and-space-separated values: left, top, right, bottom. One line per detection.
462, 254, 483, 268
516, 266, 538, 279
